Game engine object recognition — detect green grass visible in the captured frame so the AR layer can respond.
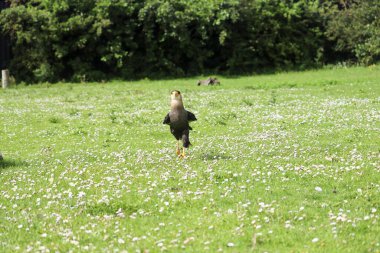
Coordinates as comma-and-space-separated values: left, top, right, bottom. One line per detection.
1, 66, 379, 252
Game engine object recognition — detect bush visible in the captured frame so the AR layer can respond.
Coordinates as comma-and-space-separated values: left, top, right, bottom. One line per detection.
1, 0, 378, 83
219, 0, 324, 73
323, 0, 380, 64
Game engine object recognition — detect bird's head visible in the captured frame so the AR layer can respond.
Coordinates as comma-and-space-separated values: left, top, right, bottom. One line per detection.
171, 90, 183, 102
170, 90, 184, 108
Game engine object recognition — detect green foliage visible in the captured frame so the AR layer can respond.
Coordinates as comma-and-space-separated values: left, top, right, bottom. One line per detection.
323, 0, 380, 64
0, 0, 379, 82
220, 0, 324, 72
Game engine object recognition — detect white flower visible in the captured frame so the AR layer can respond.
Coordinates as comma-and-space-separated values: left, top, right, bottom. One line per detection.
227, 242, 235, 247
315, 187, 322, 192
312, 238, 319, 243
371, 208, 377, 213
116, 208, 125, 218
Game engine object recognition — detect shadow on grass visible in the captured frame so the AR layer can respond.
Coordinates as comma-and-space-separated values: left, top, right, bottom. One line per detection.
201, 152, 233, 161
86, 203, 141, 216
0, 158, 28, 171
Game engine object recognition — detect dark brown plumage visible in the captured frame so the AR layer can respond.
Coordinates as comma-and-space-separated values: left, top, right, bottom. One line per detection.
163, 90, 197, 157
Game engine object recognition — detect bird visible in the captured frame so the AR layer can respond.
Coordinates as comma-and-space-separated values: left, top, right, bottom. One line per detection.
163, 90, 197, 157
197, 77, 221, 86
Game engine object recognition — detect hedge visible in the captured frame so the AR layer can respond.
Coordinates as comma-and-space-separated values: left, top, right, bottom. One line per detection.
0, 0, 378, 82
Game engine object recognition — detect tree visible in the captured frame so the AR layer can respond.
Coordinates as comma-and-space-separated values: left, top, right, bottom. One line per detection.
324, 0, 380, 64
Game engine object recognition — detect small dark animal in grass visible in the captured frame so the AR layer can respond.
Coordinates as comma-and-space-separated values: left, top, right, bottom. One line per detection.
163, 90, 197, 158
197, 77, 220, 86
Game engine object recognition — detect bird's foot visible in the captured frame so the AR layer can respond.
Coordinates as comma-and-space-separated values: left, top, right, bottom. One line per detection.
177, 151, 185, 158
179, 148, 186, 158
176, 148, 181, 156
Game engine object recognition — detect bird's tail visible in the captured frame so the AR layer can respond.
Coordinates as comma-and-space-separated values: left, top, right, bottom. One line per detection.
182, 131, 191, 148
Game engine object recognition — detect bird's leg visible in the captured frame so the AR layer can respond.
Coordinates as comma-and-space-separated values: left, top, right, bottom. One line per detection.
181, 147, 186, 158
176, 141, 181, 156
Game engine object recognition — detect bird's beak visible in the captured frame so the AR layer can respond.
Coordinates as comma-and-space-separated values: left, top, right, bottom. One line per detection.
171, 91, 181, 100
176, 94, 182, 101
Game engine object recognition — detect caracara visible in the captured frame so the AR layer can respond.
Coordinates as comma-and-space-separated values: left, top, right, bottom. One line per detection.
163, 90, 197, 157
197, 77, 220, 86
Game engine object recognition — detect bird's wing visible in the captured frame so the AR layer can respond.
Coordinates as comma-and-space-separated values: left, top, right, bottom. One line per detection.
187, 111, 197, 121
163, 113, 170, 124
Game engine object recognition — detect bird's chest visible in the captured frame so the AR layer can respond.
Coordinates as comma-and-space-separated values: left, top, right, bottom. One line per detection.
169, 110, 187, 127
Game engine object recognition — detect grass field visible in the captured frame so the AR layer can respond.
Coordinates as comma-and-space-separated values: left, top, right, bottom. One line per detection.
1, 66, 379, 252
